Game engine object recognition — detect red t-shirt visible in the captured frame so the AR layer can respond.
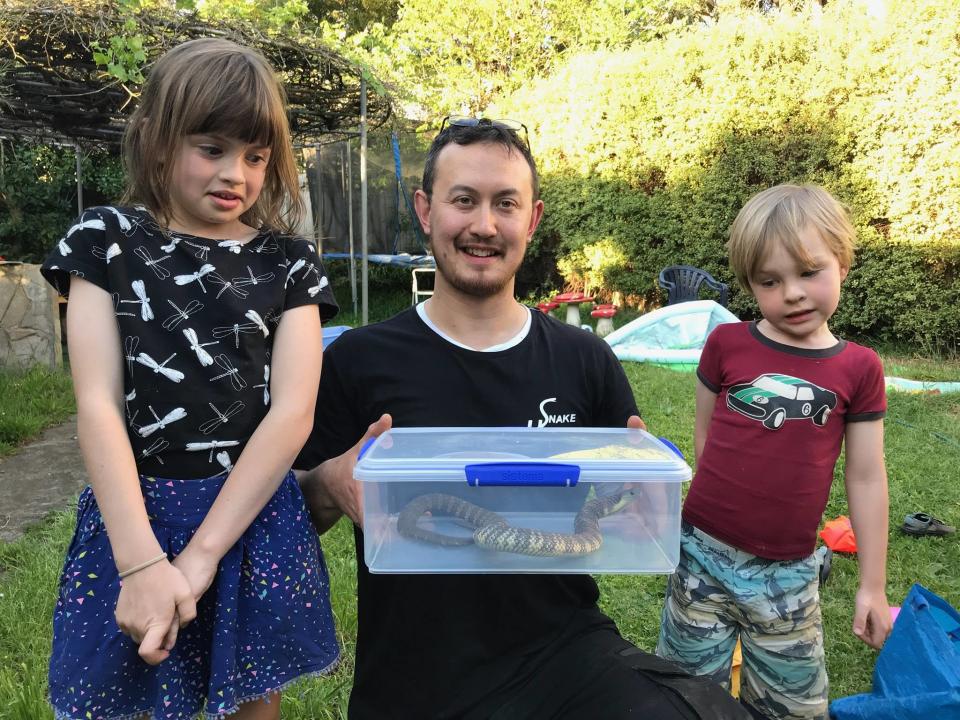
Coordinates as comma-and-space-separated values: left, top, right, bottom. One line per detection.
683, 321, 886, 559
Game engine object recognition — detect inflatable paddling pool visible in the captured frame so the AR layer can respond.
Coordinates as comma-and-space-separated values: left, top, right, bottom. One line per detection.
604, 300, 738, 371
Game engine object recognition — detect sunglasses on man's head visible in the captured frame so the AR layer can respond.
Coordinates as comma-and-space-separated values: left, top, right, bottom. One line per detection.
440, 115, 530, 150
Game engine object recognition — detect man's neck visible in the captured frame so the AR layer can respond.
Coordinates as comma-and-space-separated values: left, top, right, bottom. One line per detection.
423, 284, 529, 351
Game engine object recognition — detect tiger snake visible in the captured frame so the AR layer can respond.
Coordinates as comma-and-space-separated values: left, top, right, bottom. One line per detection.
396, 489, 638, 557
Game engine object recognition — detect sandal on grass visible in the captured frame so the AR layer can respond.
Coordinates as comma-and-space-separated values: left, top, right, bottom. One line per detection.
901, 512, 955, 537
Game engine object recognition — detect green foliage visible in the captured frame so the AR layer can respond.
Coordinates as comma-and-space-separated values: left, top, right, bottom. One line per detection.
310, 0, 784, 115
308, 0, 399, 33
91, 17, 147, 85
325, 258, 412, 325
191, 0, 313, 32
500, 0, 960, 351
356, 0, 654, 114
0, 142, 125, 263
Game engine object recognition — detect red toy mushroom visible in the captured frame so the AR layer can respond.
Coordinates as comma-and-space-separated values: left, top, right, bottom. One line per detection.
591, 305, 617, 338
552, 292, 594, 326
536, 301, 559, 314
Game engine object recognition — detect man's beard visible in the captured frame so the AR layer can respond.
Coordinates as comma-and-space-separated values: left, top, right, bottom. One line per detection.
432, 244, 519, 298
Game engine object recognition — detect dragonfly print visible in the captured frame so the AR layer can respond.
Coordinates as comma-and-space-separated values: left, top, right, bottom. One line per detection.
253, 364, 270, 406
92, 243, 122, 264
119, 280, 155, 321
199, 400, 246, 434
174, 263, 216, 294
208, 272, 250, 300
212, 320, 260, 349
139, 437, 170, 465
138, 406, 187, 437
184, 240, 211, 262
182, 327, 218, 366
185, 439, 240, 462
234, 266, 275, 290
210, 354, 247, 390
284, 258, 306, 287
218, 240, 244, 254
135, 351, 185, 383
252, 236, 278, 255
59, 218, 106, 257
216, 450, 234, 473
113, 293, 136, 318
134, 246, 172, 280
162, 299, 204, 331
124, 336, 140, 374
244, 310, 269, 338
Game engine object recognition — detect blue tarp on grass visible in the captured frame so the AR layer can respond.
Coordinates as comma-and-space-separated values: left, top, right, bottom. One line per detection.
830, 584, 960, 719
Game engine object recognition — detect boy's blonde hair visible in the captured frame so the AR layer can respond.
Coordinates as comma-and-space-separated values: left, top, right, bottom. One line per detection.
727, 184, 855, 289
122, 38, 302, 233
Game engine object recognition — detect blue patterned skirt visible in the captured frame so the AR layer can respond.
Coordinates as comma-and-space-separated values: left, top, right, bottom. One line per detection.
49, 471, 340, 719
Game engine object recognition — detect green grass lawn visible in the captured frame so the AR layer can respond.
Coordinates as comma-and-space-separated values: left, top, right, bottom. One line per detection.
1, 331, 959, 717
0, 366, 75, 459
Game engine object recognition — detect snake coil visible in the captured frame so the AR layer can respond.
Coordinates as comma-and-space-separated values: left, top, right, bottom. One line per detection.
396, 491, 636, 557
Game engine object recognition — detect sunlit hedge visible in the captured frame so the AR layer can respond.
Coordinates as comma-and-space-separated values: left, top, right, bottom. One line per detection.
500, 0, 960, 351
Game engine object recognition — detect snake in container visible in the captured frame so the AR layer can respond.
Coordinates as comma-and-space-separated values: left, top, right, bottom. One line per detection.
396, 490, 637, 557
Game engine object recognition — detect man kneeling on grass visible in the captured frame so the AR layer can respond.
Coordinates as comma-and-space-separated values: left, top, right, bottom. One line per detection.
296, 117, 749, 720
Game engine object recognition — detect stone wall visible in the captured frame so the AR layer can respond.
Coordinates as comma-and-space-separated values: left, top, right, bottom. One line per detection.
0, 262, 63, 369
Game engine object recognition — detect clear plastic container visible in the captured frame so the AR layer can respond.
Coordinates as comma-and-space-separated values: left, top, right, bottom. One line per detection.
354, 427, 692, 574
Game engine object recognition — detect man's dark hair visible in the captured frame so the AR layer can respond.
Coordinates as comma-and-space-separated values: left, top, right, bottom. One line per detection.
421, 121, 540, 201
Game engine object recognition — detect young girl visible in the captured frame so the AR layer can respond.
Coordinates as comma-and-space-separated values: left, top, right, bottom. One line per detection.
41, 38, 340, 720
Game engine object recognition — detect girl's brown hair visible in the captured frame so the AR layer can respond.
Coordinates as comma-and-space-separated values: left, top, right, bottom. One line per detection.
122, 38, 302, 233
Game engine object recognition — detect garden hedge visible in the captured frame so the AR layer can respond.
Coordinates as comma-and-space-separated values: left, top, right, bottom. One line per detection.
500, 0, 960, 351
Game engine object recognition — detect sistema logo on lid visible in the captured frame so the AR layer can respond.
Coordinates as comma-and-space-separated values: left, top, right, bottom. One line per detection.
527, 397, 578, 427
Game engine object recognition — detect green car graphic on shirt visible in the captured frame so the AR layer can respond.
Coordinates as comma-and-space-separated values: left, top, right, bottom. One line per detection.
726, 373, 837, 430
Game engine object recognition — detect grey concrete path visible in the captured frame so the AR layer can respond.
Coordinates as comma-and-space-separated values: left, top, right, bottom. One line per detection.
0, 416, 87, 542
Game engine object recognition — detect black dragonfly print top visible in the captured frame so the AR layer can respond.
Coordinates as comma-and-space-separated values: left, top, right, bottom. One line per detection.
41, 206, 338, 479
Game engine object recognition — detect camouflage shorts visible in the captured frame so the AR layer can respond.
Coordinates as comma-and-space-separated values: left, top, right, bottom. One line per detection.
656, 522, 827, 720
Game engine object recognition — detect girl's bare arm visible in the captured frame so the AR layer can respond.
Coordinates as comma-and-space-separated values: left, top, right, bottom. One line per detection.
172, 303, 322, 597
67, 277, 196, 664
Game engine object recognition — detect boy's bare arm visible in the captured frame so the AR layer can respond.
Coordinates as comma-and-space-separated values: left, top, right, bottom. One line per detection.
693, 379, 717, 467
844, 418, 891, 649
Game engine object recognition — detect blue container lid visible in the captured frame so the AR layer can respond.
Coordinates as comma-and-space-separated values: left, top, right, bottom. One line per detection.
354, 427, 692, 484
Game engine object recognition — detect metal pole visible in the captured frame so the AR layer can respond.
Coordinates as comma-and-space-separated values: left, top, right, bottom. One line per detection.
313, 144, 323, 255
344, 141, 357, 316
75, 145, 83, 215
360, 78, 369, 326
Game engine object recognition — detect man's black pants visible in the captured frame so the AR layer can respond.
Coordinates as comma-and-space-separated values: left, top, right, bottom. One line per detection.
484, 626, 752, 720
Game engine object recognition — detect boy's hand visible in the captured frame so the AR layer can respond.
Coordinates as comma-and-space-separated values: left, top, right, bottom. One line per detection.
114, 560, 196, 665
852, 586, 892, 649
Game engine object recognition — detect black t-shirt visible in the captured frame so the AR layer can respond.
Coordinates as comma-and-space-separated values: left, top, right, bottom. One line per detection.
42, 205, 338, 479
296, 307, 639, 719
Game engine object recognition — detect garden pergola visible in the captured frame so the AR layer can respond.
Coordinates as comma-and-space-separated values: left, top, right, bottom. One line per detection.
0, 1, 393, 323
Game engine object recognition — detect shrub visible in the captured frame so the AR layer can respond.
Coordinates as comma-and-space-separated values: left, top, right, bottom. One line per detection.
500, 0, 960, 351
0, 141, 124, 263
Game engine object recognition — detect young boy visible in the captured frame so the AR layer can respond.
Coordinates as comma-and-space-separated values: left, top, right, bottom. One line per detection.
656, 184, 892, 720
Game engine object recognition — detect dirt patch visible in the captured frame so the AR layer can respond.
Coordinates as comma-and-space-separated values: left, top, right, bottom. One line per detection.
0, 416, 86, 543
